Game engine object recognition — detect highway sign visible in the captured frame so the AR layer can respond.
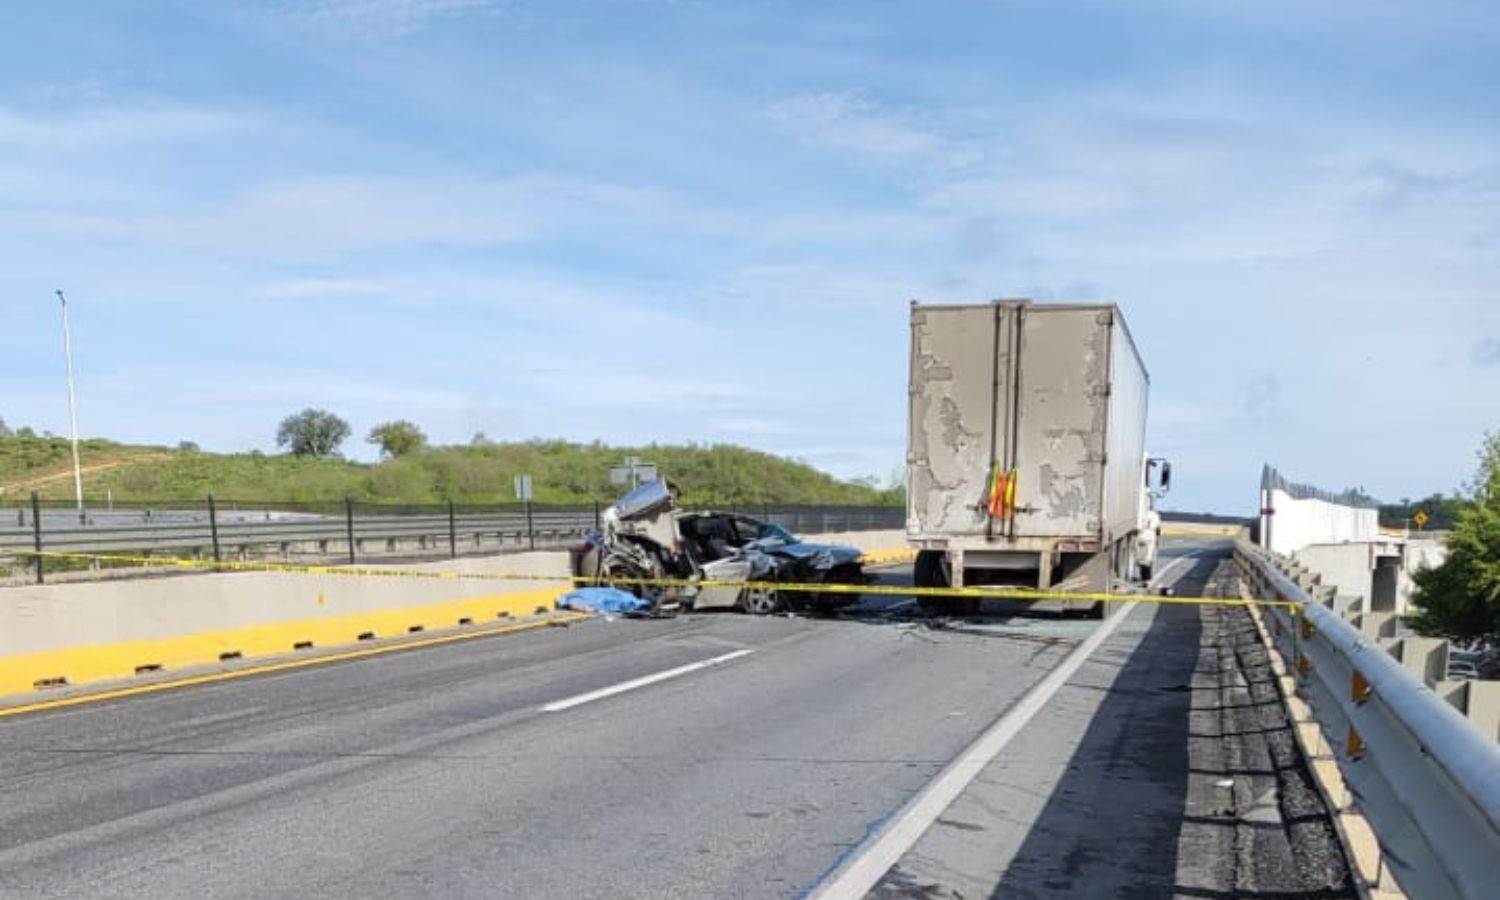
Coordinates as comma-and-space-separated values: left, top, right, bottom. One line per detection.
1412, 509, 1429, 529
609, 456, 658, 487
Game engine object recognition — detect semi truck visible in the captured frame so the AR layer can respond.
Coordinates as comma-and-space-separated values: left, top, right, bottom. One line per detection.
906, 300, 1170, 616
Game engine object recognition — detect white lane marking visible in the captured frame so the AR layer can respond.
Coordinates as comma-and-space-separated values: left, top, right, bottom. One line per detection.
1151, 554, 1194, 591
807, 601, 1140, 900
540, 649, 754, 713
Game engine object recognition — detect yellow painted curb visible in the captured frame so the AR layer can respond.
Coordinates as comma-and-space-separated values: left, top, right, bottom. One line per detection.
1160, 525, 1246, 537
0, 585, 567, 698
860, 547, 919, 566
0, 611, 591, 720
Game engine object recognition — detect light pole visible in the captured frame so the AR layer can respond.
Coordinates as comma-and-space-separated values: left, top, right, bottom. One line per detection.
56, 290, 84, 517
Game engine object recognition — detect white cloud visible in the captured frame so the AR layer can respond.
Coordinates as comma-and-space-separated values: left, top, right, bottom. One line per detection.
260, 277, 399, 299
268, 0, 505, 39
0, 104, 254, 150
1473, 338, 1500, 367
763, 92, 976, 171
5, 172, 696, 263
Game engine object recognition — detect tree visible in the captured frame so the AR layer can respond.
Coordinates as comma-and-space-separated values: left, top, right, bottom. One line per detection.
177, 440, 200, 453
1409, 432, 1500, 646
0, 417, 11, 439
276, 409, 349, 458
367, 420, 427, 458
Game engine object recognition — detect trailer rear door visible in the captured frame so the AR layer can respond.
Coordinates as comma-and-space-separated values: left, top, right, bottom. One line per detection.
1012, 307, 1111, 539
907, 304, 1018, 537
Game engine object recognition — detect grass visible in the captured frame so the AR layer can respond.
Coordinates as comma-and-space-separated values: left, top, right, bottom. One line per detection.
3, 434, 902, 507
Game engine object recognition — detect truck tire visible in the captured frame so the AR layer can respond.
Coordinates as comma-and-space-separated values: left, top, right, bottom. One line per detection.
915, 550, 970, 615
914, 550, 946, 587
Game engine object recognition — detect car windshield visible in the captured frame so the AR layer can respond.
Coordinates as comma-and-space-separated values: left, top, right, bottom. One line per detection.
747, 521, 797, 545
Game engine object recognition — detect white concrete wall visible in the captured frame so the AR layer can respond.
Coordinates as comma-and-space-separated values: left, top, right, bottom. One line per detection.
1399, 537, 1449, 612
0, 532, 914, 661
1294, 540, 1409, 614
1294, 543, 1377, 615
1263, 488, 1378, 555
0, 551, 572, 658
805, 529, 906, 553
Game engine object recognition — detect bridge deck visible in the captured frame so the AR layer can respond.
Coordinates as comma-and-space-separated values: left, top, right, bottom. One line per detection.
0, 539, 1351, 897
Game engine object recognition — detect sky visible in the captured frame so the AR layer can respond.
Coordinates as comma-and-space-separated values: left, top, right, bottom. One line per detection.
1, 0, 1497, 513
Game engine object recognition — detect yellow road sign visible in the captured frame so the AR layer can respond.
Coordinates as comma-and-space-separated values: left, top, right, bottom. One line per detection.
1413, 510, 1430, 529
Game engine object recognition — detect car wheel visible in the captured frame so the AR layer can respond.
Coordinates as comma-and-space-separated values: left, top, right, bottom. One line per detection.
741, 586, 783, 615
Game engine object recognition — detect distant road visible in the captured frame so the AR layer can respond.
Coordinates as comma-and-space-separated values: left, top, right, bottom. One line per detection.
0, 453, 172, 496
0, 541, 1263, 898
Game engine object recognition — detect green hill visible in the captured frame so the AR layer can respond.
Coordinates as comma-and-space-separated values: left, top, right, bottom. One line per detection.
1, 432, 900, 507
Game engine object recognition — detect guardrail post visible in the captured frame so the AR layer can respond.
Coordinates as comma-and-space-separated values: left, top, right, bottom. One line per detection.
448, 499, 457, 558
593, 500, 601, 532
207, 494, 221, 563
344, 496, 357, 564
31, 492, 43, 584
525, 500, 535, 551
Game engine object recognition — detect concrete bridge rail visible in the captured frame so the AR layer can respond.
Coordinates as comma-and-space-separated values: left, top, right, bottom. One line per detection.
1237, 539, 1500, 899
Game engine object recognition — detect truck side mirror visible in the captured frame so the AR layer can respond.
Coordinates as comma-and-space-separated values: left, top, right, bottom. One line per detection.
1161, 463, 1172, 491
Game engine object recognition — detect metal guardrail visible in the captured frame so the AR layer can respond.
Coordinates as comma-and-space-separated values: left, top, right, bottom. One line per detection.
1236, 538, 1500, 900
0, 496, 906, 582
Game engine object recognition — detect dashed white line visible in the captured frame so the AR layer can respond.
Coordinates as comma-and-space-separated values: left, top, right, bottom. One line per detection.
540, 649, 754, 712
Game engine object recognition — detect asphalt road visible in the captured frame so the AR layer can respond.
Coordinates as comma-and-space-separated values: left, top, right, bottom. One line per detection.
0, 540, 1239, 898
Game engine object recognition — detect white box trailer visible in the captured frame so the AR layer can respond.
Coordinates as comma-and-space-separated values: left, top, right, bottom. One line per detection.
906, 300, 1166, 614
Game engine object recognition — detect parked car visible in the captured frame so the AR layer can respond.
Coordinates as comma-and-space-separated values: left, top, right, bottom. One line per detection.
1446, 659, 1480, 681
570, 479, 868, 615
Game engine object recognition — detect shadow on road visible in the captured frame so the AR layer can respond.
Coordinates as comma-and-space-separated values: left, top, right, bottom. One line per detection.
983, 563, 1211, 897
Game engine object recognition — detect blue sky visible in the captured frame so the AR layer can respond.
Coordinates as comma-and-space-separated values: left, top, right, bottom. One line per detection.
1, 0, 1497, 512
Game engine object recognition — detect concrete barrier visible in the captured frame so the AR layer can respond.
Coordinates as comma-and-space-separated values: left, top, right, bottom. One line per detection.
0, 551, 571, 698
1385, 637, 1450, 685
1259, 466, 1378, 555
1160, 522, 1249, 538
1, 535, 917, 700
1294, 540, 1404, 613
1438, 681, 1500, 743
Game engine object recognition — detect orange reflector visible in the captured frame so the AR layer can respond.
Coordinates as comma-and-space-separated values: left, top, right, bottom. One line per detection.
1352, 670, 1372, 704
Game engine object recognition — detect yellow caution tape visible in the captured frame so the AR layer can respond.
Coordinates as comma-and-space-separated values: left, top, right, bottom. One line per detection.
13, 550, 1297, 609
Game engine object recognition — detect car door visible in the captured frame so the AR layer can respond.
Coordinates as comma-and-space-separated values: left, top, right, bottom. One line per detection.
679, 514, 749, 609
695, 557, 752, 609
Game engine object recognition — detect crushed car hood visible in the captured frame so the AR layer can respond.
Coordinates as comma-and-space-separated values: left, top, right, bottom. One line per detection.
747, 539, 862, 570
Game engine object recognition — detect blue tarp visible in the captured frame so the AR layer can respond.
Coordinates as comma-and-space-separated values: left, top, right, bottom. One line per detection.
556, 587, 651, 615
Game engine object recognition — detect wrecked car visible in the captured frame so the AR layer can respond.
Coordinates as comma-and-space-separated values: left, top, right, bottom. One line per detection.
569, 478, 868, 615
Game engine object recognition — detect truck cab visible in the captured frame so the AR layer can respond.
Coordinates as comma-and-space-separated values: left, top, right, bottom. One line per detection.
1135, 456, 1172, 581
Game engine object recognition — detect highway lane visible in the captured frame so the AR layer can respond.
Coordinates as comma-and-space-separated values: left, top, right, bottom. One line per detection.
0, 543, 1211, 898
